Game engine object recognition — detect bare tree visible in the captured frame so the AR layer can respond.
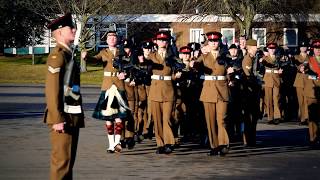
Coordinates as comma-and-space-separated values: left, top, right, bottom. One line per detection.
179, 0, 316, 38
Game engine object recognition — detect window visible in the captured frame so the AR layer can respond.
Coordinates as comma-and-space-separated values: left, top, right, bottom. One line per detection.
252, 28, 266, 47
190, 28, 204, 44
221, 28, 235, 46
283, 28, 298, 47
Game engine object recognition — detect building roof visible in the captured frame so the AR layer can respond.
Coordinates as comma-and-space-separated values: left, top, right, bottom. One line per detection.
88, 14, 320, 23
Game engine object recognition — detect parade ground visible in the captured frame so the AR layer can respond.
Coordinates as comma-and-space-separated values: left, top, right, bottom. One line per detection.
0, 84, 319, 180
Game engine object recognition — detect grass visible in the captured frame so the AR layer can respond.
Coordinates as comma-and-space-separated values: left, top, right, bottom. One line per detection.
0, 55, 103, 85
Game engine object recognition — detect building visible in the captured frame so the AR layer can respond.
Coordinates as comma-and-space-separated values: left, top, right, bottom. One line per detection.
4, 14, 320, 55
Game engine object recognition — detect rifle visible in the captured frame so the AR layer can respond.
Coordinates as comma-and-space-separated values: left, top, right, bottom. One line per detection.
63, 18, 82, 107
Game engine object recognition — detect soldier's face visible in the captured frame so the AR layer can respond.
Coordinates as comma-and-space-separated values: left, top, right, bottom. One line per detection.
143, 48, 151, 56
314, 48, 320, 56
180, 53, 190, 61
229, 48, 238, 57
59, 26, 76, 43
300, 47, 307, 53
247, 46, 257, 55
268, 48, 276, 55
106, 35, 117, 47
156, 39, 168, 48
208, 40, 219, 50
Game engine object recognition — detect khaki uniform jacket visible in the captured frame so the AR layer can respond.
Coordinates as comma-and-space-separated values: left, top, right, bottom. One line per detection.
242, 54, 254, 76
44, 43, 84, 128
196, 52, 229, 103
304, 56, 320, 99
94, 48, 125, 91
148, 52, 175, 102
262, 56, 281, 88
293, 54, 309, 88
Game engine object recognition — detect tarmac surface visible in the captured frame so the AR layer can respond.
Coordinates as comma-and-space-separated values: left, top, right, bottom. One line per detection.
0, 83, 319, 180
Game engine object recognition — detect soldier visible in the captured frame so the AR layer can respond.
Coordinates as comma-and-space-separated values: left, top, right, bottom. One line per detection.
82, 24, 129, 153
134, 46, 152, 141
44, 13, 85, 179
225, 44, 244, 142
121, 38, 137, 148
241, 39, 261, 147
148, 31, 182, 154
261, 42, 283, 125
304, 39, 320, 148
190, 31, 230, 156
142, 41, 155, 139
172, 46, 197, 144
294, 41, 309, 125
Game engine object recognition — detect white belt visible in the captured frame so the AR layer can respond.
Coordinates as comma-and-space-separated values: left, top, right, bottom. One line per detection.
64, 103, 82, 114
265, 69, 279, 74
308, 75, 318, 80
124, 78, 130, 83
104, 71, 119, 77
200, 75, 226, 81
151, 75, 172, 80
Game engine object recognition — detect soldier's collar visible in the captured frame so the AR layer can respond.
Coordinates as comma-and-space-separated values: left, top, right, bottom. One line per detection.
57, 42, 72, 54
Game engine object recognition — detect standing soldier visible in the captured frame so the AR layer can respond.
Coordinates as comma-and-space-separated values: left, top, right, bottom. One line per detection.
241, 39, 261, 147
44, 13, 85, 179
304, 39, 320, 148
294, 41, 309, 125
148, 31, 182, 154
261, 42, 283, 125
190, 31, 230, 156
82, 24, 129, 153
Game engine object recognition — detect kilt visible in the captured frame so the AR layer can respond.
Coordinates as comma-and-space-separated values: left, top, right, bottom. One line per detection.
92, 90, 129, 121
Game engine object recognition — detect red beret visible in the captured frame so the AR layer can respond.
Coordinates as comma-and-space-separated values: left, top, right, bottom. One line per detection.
155, 31, 171, 40
47, 13, 74, 31
179, 46, 192, 54
206, 31, 222, 41
312, 39, 320, 48
266, 42, 277, 49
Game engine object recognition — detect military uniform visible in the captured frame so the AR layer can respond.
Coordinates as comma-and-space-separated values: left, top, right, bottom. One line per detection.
44, 14, 84, 180
148, 31, 176, 153
225, 44, 244, 142
294, 51, 309, 124
261, 43, 282, 124
193, 32, 229, 155
304, 40, 320, 146
241, 39, 261, 146
88, 29, 130, 153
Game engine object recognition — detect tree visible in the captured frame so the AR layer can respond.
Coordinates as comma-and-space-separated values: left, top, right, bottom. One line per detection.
0, 0, 48, 52
179, 0, 317, 38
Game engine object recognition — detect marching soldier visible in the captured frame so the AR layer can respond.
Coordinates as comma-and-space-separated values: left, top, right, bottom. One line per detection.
304, 39, 320, 148
294, 41, 309, 125
44, 13, 85, 179
148, 31, 182, 154
142, 41, 155, 139
121, 39, 137, 148
82, 24, 129, 153
241, 39, 261, 147
261, 42, 283, 125
225, 44, 244, 142
190, 31, 230, 156
134, 47, 152, 141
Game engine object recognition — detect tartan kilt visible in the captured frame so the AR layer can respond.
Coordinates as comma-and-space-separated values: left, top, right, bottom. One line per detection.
92, 90, 129, 121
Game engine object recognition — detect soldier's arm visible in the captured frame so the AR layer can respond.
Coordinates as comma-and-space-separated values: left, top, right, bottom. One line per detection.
242, 55, 251, 76
45, 52, 65, 124
82, 50, 103, 63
